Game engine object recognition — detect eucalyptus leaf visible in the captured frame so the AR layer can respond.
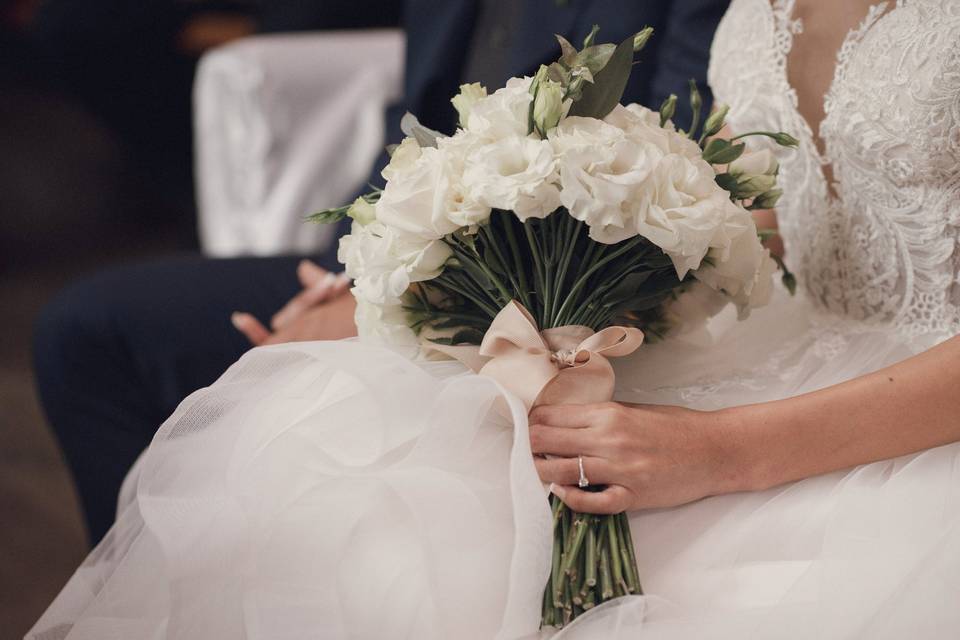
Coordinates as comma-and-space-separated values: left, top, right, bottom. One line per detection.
568, 36, 634, 119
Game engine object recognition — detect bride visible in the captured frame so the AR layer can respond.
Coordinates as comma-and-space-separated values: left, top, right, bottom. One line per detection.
30, 0, 960, 638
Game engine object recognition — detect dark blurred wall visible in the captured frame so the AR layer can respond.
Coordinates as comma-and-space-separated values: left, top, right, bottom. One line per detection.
0, 1, 402, 271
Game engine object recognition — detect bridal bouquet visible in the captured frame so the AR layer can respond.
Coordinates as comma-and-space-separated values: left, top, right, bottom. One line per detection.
313, 26, 796, 628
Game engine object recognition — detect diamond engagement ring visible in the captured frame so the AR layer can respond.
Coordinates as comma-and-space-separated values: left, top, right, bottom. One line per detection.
577, 455, 589, 488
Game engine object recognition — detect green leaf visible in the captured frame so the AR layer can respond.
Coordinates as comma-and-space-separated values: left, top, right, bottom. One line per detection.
573, 43, 617, 75
702, 139, 745, 165
714, 172, 739, 194
568, 35, 634, 119
555, 34, 579, 66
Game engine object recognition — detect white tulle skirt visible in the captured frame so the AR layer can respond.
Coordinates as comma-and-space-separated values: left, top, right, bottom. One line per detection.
29, 289, 960, 639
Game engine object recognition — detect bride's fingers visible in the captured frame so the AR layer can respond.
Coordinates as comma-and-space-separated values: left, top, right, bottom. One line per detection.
550, 483, 632, 515
529, 404, 597, 428
534, 456, 613, 486
529, 424, 601, 456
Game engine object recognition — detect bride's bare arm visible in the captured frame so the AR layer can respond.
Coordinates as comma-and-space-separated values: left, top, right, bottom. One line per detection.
529, 335, 960, 514
729, 333, 960, 491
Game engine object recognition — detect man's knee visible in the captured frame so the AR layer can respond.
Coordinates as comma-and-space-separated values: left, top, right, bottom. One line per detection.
33, 269, 132, 406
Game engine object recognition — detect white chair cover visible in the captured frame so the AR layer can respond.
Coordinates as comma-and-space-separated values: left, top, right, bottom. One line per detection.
194, 30, 404, 256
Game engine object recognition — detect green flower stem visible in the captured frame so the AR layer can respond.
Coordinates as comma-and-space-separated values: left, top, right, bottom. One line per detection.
454, 242, 514, 307
550, 216, 583, 328
433, 275, 499, 319
582, 587, 596, 610
584, 518, 598, 589
479, 224, 526, 306
560, 514, 589, 577
524, 221, 548, 326
605, 517, 628, 595
502, 216, 533, 309
619, 513, 642, 595
551, 513, 564, 608
599, 538, 614, 599
553, 237, 644, 327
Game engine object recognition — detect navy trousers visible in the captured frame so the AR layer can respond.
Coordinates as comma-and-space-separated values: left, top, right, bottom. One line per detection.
33, 253, 341, 544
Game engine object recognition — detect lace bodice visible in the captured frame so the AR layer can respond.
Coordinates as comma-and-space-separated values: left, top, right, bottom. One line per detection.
708, 0, 960, 341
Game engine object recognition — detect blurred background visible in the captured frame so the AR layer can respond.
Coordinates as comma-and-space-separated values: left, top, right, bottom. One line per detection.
0, 0, 401, 634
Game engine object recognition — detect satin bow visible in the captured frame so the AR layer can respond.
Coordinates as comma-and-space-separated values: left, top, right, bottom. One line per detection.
429, 301, 644, 410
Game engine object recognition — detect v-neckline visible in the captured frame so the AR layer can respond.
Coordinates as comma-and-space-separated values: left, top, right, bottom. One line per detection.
768, 0, 894, 196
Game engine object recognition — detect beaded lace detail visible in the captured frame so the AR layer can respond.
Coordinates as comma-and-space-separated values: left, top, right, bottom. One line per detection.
708, 0, 960, 341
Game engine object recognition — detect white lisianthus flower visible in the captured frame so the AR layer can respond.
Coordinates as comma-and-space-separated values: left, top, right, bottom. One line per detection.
354, 297, 419, 347
451, 83, 487, 129
381, 137, 423, 182
462, 135, 561, 220
693, 209, 777, 317
662, 280, 729, 335
378, 131, 492, 238
728, 148, 778, 177
604, 104, 674, 153
637, 153, 740, 278
465, 76, 533, 141
549, 116, 663, 243
338, 220, 451, 305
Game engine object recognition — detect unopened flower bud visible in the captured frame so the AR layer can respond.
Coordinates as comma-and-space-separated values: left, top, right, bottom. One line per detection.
729, 149, 779, 177
752, 188, 783, 209
533, 79, 566, 134
701, 104, 729, 139
451, 83, 487, 129
633, 27, 653, 52
736, 174, 778, 199
582, 24, 600, 48
659, 94, 677, 127
346, 196, 377, 226
772, 132, 800, 147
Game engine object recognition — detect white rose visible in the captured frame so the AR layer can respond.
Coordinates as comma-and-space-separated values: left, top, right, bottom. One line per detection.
465, 76, 533, 141
338, 220, 451, 305
636, 153, 738, 278
462, 135, 561, 220
451, 83, 488, 129
549, 116, 664, 243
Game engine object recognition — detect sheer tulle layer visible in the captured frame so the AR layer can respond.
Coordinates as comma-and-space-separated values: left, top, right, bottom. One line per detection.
29, 292, 960, 639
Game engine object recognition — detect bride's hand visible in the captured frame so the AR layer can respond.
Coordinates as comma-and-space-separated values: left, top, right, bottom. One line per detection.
528, 402, 745, 514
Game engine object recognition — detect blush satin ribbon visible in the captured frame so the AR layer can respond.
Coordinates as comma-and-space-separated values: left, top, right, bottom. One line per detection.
427, 301, 644, 410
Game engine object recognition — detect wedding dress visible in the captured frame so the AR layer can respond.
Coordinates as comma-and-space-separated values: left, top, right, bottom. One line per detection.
29, 1, 960, 638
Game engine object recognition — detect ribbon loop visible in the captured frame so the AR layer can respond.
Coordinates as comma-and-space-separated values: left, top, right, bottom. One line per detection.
426, 300, 644, 410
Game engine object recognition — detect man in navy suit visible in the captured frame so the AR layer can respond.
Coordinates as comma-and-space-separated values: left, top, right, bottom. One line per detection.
34, 0, 729, 546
